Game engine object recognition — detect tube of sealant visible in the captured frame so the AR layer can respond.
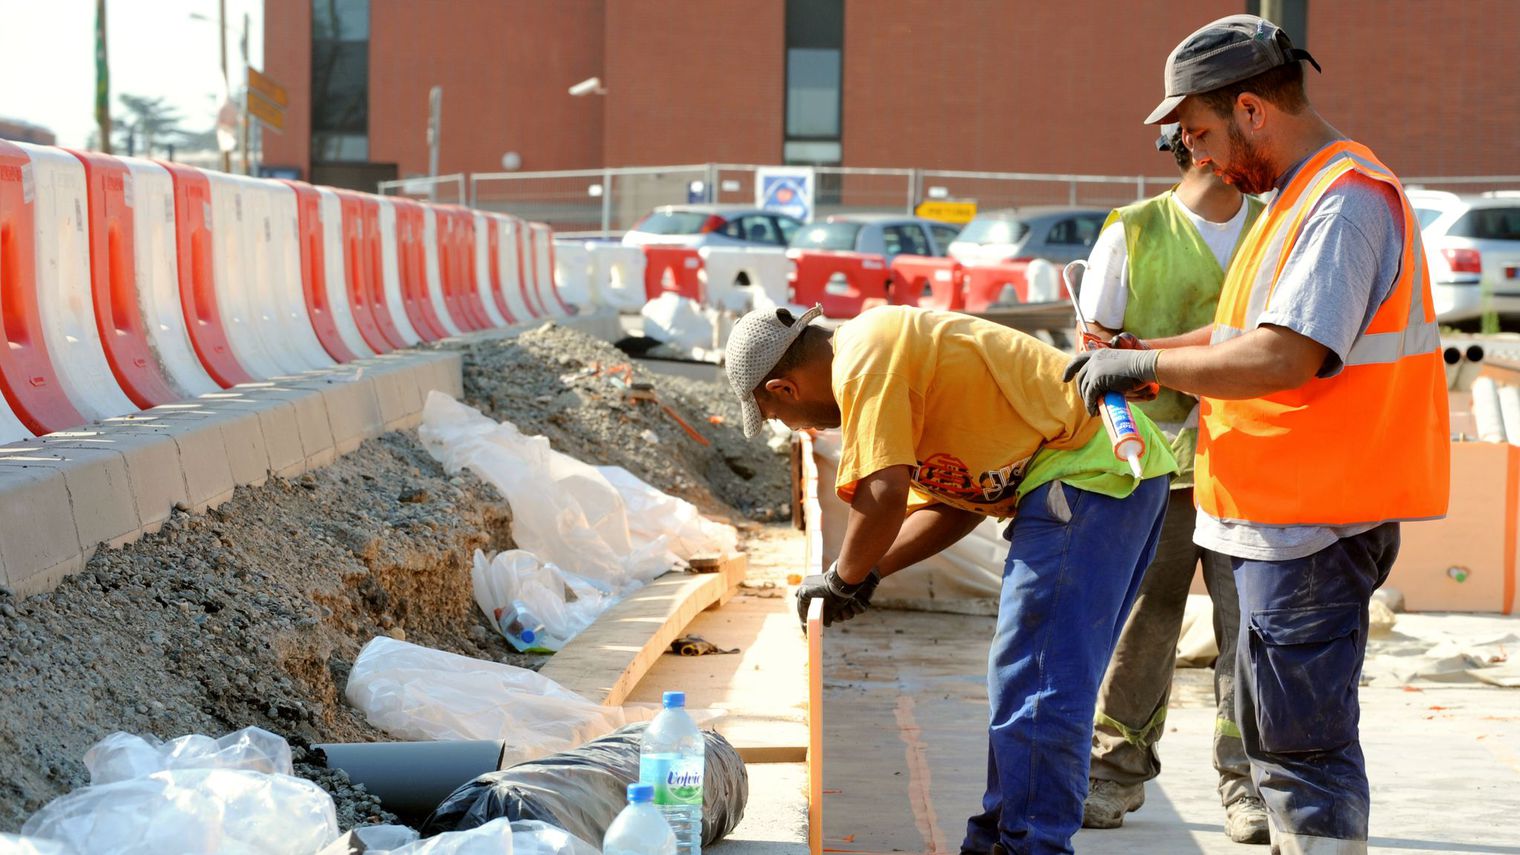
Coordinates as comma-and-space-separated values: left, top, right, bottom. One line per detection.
1063, 260, 1146, 479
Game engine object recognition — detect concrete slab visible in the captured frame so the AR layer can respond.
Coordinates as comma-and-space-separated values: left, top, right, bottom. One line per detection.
708, 762, 810, 855
0, 463, 84, 596
819, 608, 1520, 855
286, 373, 385, 455
36, 429, 189, 533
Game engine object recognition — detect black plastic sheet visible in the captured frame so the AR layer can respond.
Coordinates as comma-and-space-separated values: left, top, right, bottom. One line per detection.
419, 722, 748, 846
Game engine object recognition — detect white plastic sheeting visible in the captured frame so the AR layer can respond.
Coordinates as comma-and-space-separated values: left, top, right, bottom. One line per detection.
18, 142, 137, 422
640, 292, 715, 351
19, 728, 337, 855
345, 636, 645, 764
471, 549, 611, 652
0, 834, 73, 854
419, 392, 715, 592
121, 157, 221, 397
598, 465, 738, 559
340, 818, 599, 855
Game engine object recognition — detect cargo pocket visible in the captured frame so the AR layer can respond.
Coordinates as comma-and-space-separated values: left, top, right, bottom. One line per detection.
1247, 604, 1362, 754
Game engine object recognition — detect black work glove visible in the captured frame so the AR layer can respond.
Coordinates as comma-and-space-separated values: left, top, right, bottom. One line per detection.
796, 563, 881, 628
1062, 348, 1161, 414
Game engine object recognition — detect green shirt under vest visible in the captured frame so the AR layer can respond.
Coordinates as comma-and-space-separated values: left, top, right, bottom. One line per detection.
1105, 189, 1263, 486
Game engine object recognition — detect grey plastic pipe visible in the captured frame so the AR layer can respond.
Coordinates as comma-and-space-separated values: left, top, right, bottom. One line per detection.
316, 739, 507, 819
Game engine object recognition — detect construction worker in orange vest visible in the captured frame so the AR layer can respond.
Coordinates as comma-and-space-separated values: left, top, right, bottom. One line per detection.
1065, 14, 1450, 855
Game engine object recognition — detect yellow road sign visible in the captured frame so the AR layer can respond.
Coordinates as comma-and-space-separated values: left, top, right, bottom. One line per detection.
915, 200, 977, 224
246, 66, 289, 107
246, 90, 285, 132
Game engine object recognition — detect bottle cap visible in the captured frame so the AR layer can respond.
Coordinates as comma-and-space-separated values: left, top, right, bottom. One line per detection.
662, 690, 686, 709
627, 783, 654, 804
520, 628, 536, 644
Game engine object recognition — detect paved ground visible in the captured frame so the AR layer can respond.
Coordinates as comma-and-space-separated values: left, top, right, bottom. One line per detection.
819, 609, 1520, 855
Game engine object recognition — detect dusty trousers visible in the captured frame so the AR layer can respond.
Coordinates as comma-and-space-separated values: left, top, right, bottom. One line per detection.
1088, 488, 1254, 806
1233, 522, 1399, 854
961, 477, 1169, 855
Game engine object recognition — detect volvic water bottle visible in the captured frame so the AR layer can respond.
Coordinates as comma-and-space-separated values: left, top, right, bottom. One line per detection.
639, 691, 704, 855
603, 783, 677, 855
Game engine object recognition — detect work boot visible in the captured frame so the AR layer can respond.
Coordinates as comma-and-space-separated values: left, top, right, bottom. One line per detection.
1081, 778, 1145, 829
1224, 796, 1270, 844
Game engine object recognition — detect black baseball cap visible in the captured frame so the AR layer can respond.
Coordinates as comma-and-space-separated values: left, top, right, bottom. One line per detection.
1145, 14, 1321, 125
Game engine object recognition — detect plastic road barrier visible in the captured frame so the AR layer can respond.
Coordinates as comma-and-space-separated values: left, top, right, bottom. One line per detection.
375, 197, 424, 346
586, 244, 648, 312
494, 215, 538, 323
553, 240, 594, 310
532, 222, 574, 315
18, 143, 138, 421
889, 254, 962, 310
473, 212, 513, 327
962, 260, 1033, 313
283, 180, 362, 362
698, 247, 790, 313
392, 197, 450, 341
162, 161, 253, 387
263, 180, 338, 370
788, 250, 889, 318
437, 206, 489, 331
421, 206, 465, 336
642, 245, 703, 302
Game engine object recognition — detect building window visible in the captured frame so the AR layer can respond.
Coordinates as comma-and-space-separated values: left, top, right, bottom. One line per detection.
311, 0, 370, 162
784, 0, 842, 167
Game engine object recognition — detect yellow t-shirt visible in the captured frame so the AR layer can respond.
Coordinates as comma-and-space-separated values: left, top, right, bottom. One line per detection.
832, 306, 1175, 518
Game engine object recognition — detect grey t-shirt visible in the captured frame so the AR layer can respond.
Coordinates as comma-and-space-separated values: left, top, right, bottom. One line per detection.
1194, 152, 1405, 561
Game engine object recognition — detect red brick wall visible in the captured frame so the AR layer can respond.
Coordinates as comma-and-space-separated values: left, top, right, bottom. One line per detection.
603, 0, 785, 166
368, 0, 605, 178
1309, 0, 1520, 180
260, 0, 311, 176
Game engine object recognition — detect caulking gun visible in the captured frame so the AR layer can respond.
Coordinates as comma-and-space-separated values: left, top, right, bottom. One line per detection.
1063, 259, 1145, 479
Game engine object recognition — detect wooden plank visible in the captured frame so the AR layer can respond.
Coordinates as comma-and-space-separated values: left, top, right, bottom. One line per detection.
541, 553, 747, 706
807, 596, 824, 855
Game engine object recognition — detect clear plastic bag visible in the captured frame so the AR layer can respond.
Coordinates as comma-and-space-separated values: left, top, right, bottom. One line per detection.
420, 394, 673, 592
344, 637, 646, 765
420, 723, 747, 849
84, 726, 294, 785
597, 467, 738, 560
20, 768, 338, 855
640, 292, 715, 351
0, 834, 76, 854
471, 550, 611, 653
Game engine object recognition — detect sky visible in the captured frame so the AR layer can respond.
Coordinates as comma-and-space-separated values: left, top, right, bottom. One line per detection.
0, 0, 265, 148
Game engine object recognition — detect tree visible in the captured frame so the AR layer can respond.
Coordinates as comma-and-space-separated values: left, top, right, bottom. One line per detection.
112, 93, 186, 158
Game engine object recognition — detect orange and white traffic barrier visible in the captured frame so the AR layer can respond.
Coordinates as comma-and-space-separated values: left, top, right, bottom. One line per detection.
788, 250, 890, 318
889, 254, 962, 310
699, 247, 791, 313
495, 215, 538, 322
585, 243, 647, 312
961, 260, 1032, 313
532, 222, 575, 316
642, 245, 704, 303
161, 162, 253, 388
419, 205, 465, 336
390, 197, 449, 341
473, 212, 514, 327
285, 180, 364, 362
553, 240, 595, 309
374, 196, 424, 346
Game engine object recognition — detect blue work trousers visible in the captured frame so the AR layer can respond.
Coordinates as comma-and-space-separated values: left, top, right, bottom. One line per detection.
1232, 522, 1399, 854
961, 476, 1169, 855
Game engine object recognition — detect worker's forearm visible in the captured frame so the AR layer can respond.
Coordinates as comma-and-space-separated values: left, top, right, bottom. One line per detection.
1142, 325, 1212, 350
835, 467, 911, 584
1154, 327, 1324, 400
875, 505, 986, 578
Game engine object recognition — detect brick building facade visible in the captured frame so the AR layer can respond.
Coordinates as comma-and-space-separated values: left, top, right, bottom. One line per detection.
262, 0, 1519, 193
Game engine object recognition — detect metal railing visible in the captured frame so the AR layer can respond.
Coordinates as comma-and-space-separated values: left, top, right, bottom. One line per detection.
385, 165, 1520, 235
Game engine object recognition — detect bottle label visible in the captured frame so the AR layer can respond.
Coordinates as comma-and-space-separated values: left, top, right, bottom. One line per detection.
641, 755, 704, 806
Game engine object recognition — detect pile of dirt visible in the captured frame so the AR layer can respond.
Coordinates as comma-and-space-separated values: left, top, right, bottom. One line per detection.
456, 323, 792, 522
0, 322, 793, 834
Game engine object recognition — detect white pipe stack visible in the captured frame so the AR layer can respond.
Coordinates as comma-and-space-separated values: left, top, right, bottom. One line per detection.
1471, 376, 1507, 443
1499, 384, 1520, 446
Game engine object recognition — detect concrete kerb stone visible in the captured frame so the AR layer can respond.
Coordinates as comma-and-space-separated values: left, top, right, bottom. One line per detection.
195, 392, 306, 480
273, 373, 385, 456
89, 417, 237, 514
35, 429, 190, 534
0, 445, 142, 556
143, 402, 272, 489
0, 461, 86, 597
231, 383, 337, 470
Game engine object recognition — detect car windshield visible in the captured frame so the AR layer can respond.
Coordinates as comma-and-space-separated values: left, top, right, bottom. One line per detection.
955, 217, 1030, 245
790, 222, 862, 251
633, 211, 713, 235
1449, 207, 1520, 241
1414, 208, 1445, 229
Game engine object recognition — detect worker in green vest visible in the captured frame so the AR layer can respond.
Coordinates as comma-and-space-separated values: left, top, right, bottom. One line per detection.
1076, 124, 1269, 845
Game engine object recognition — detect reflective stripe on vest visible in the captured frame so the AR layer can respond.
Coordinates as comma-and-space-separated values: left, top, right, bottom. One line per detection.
1195, 141, 1450, 527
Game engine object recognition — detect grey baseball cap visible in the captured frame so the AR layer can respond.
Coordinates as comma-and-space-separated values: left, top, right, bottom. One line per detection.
724, 304, 824, 438
1145, 14, 1321, 125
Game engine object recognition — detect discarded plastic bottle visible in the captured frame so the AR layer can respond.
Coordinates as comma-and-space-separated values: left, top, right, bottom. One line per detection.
494, 603, 548, 653
603, 782, 677, 855
639, 691, 705, 855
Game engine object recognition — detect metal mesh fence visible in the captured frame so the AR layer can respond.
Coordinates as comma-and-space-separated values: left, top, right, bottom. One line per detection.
375, 174, 467, 204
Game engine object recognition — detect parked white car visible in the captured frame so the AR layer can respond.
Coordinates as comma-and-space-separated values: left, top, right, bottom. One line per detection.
620, 205, 802, 249
1409, 190, 1520, 325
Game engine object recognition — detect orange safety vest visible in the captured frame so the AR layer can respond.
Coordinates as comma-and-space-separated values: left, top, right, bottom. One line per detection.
1194, 141, 1450, 526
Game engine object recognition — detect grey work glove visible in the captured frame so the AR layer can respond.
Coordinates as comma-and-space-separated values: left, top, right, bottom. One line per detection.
1062, 347, 1160, 414
795, 563, 881, 628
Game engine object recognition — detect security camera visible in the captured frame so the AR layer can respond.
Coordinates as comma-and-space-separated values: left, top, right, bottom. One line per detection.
568, 77, 604, 97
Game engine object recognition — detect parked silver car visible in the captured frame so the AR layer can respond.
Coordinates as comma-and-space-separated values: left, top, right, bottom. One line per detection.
620, 204, 803, 249
787, 213, 960, 261
946, 207, 1108, 266
1408, 190, 1520, 325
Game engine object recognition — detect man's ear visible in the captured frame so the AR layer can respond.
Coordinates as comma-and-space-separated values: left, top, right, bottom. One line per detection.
1236, 92, 1267, 132
762, 376, 799, 401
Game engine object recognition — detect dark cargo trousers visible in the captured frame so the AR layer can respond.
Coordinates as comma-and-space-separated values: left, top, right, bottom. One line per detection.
1088, 488, 1254, 806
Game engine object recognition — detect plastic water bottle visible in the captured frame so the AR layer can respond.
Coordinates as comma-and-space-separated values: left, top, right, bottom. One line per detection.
603, 783, 677, 855
494, 602, 550, 652
639, 691, 704, 855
